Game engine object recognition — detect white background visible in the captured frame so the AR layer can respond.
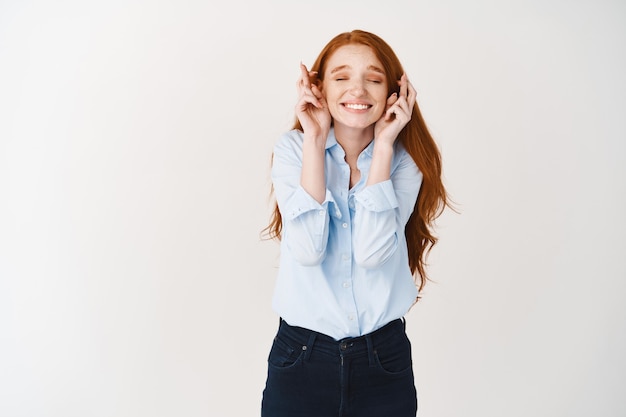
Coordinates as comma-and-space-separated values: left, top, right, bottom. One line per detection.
1, 0, 624, 416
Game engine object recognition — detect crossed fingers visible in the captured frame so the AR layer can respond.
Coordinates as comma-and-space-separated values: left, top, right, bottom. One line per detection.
297, 63, 324, 109
385, 74, 416, 123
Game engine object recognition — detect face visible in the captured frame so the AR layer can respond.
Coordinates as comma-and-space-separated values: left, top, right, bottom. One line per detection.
320, 44, 389, 131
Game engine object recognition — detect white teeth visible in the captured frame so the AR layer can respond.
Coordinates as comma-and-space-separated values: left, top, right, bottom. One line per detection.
344, 103, 370, 110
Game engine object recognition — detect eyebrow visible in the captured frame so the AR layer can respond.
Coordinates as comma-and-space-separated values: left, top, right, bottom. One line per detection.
329, 65, 385, 75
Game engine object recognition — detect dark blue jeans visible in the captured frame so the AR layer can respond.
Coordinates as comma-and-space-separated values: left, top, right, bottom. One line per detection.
261, 318, 417, 417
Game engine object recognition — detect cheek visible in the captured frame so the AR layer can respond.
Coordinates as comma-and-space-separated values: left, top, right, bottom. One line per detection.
375, 90, 389, 112
321, 86, 336, 102
372, 107, 385, 120
378, 85, 390, 100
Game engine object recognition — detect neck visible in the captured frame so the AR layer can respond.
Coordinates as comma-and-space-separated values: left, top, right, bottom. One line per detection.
334, 124, 374, 160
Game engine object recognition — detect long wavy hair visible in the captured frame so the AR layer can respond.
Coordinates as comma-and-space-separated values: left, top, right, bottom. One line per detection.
263, 30, 451, 293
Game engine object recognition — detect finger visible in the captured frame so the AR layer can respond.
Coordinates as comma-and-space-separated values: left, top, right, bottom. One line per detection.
296, 68, 318, 102
385, 102, 401, 121
311, 84, 326, 105
396, 99, 413, 122
309, 85, 326, 109
304, 93, 322, 109
395, 92, 410, 110
299, 88, 323, 109
386, 95, 412, 122
299, 62, 311, 88
389, 91, 409, 114
407, 81, 417, 108
394, 77, 413, 109
296, 83, 316, 105
310, 83, 322, 99
399, 74, 408, 99
296, 78, 307, 95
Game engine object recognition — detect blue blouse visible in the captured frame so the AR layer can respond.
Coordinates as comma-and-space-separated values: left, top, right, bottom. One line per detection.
270, 128, 422, 340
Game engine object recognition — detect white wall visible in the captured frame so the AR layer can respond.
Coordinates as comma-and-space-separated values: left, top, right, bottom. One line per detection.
1, 1, 624, 416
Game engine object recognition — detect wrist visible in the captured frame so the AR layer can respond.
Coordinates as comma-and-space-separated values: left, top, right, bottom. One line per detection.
303, 132, 328, 149
372, 139, 394, 156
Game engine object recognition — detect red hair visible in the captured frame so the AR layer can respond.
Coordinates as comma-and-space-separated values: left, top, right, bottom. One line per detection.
264, 30, 451, 293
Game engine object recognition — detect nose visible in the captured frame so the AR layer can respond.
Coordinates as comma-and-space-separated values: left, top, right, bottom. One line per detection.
348, 79, 366, 96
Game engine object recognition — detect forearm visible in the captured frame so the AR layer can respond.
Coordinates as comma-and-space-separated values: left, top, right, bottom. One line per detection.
355, 150, 422, 268
353, 208, 398, 268
300, 134, 327, 203
366, 140, 394, 186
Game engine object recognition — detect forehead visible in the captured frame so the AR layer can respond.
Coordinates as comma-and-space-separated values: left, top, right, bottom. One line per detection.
325, 44, 384, 73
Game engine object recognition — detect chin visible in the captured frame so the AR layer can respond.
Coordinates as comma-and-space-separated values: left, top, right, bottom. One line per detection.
339, 118, 376, 130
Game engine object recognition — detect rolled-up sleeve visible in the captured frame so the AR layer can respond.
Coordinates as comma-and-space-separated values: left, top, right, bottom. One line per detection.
271, 133, 335, 266
352, 151, 422, 269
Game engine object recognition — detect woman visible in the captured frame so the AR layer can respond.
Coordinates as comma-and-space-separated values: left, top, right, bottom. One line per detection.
262, 29, 449, 417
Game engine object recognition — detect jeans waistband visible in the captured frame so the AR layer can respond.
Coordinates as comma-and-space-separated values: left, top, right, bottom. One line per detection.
277, 318, 406, 364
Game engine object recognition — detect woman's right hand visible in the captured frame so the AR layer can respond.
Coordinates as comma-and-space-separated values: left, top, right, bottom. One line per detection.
295, 63, 331, 141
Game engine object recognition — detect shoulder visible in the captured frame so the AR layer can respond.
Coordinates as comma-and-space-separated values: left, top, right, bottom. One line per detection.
274, 129, 304, 153
273, 129, 336, 159
393, 141, 417, 166
391, 141, 421, 178
272, 129, 305, 167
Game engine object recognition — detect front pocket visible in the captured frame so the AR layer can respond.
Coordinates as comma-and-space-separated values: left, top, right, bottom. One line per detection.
373, 337, 413, 375
267, 336, 305, 370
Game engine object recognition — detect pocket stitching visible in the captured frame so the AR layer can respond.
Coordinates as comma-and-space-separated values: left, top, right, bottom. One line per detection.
267, 336, 306, 371
373, 348, 413, 376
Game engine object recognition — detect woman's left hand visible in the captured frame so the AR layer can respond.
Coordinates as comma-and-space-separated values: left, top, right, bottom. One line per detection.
374, 74, 417, 145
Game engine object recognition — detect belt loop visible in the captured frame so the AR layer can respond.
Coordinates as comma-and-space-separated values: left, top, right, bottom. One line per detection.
303, 332, 316, 362
365, 334, 376, 367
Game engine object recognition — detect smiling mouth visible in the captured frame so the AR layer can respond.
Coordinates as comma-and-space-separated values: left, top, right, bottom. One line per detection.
343, 103, 371, 110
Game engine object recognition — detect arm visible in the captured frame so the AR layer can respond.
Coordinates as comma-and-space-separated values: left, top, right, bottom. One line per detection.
352, 150, 422, 268
270, 64, 333, 266
369, 73, 416, 185
296, 62, 330, 203
272, 134, 334, 266
353, 74, 420, 268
